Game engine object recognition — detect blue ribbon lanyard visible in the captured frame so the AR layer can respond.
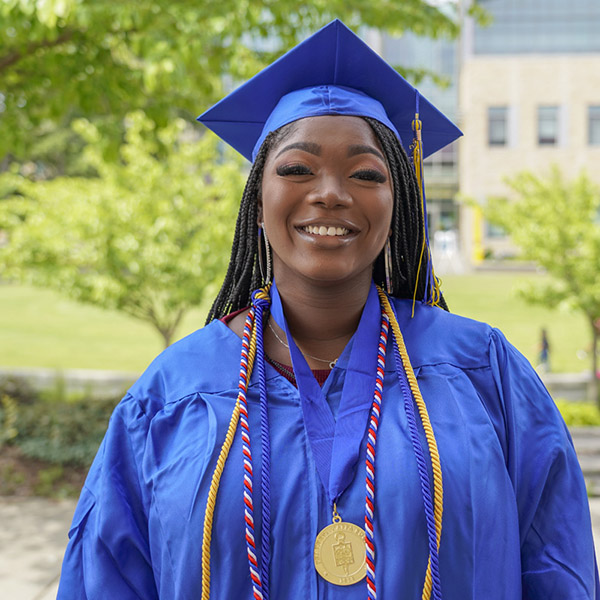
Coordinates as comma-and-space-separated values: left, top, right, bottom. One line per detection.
270, 281, 381, 507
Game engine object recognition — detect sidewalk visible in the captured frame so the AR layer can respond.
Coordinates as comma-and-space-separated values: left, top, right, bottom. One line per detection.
0, 497, 76, 600
2, 496, 600, 599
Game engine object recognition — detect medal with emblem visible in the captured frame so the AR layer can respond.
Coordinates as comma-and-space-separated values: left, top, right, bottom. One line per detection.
313, 504, 367, 585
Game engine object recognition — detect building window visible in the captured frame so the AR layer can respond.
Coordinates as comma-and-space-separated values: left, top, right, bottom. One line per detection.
538, 106, 560, 145
488, 107, 508, 146
485, 220, 507, 239
589, 106, 600, 145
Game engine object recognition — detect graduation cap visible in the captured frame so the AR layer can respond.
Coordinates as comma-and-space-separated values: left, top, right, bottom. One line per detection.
197, 19, 462, 163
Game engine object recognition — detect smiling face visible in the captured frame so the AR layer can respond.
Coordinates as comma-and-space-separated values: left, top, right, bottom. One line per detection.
259, 115, 394, 290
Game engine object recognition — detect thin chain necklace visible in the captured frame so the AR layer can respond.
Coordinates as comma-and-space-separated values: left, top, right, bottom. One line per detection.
267, 319, 338, 369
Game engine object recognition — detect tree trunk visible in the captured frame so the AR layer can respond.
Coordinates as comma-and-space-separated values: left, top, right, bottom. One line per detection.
160, 328, 173, 349
157, 308, 186, 349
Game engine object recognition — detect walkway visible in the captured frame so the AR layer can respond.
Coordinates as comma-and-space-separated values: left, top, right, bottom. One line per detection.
2, 496, 600, 599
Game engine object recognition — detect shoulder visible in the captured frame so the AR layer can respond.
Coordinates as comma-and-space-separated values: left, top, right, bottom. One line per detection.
391, 298, 496, 370
124, 319, 242, 419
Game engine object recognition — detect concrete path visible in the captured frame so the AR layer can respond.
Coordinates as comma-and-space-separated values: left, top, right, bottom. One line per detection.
0, 497, 76, 600
2, 496, 600, 599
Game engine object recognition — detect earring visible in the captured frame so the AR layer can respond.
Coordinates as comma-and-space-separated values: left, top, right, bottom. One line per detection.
384, 237, 393, 295
258, 222, 272, 285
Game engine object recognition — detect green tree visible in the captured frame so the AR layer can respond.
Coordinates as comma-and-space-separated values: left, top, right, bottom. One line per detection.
0, 0, 482, 165
0, 112, 244, 347
484, 167, 600, 402
0, 0, 486, 349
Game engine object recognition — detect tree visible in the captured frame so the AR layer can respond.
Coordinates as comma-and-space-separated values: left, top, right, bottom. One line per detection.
0, 112, 244, 347
484, 167, 600, 403
0, 0, 486, 346
0, 0, 482, 165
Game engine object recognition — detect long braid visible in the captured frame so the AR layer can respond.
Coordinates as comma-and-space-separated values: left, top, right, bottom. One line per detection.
207, 118, 448, 323
365, 118, 449, 311
207, 134, 273, 322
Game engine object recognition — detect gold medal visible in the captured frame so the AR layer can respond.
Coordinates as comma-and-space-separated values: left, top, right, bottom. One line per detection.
313, 505, 367, 586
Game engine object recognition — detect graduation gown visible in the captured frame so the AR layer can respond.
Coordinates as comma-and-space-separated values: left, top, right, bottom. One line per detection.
57, 298, 599, 599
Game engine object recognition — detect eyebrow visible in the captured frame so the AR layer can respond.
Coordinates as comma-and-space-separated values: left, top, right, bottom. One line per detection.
275, 142, 321, 157
347, 144, 385, 161
274, 141, 385, 161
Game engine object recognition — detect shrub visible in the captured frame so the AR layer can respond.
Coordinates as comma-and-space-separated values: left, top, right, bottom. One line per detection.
0, 395, 19, 447
556, 401, 600, 427
15, 396, 117, 467
0, 376, 37, 404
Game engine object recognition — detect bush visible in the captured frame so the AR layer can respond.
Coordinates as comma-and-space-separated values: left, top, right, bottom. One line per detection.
0, 377, 119, 469
556, 401, 600, 427
0, 376, 37, 404
14, 396, 117, 467
0, 395, 19, 447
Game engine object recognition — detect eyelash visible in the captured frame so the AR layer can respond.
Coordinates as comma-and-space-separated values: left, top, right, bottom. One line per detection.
351, 169, 387, 183
276, 164, 311, 176
276, 165, 387, 183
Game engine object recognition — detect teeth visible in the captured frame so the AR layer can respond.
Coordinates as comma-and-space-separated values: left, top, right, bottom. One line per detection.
303, 225, 350, 236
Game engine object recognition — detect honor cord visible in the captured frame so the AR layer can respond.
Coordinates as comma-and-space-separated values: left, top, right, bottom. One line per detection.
201, 307, 260, 600
202, 287, 443, 600
237, 307, 266, 600
365, 313, 389, 600
379, 290, 444, 600
252, 288, 273, 599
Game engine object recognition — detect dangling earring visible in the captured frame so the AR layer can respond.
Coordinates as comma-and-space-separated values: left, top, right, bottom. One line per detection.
384, 237, 393, 295
258, 222, 272, 285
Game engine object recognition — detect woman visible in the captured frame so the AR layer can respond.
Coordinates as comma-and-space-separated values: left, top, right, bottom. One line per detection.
58, 20, 598, 599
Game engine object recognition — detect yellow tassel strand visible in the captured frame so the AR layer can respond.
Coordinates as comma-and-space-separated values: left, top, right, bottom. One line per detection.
411, 113, 427, 317
378, 289, 444, 600
201, 318, 259, 600
410, 113, 443, 315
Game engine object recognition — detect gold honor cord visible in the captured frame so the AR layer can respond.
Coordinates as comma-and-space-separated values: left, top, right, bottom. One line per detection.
201, 318, 259, 600
378, 290, 444, 600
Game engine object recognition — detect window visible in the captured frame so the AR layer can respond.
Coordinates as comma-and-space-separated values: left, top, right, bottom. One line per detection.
485, 220, 507, 239
589, 106, 600, 145
473, 0, 600, 54
423, 141, 457, 180
538, 106, 559, 145
488, 107, 508, 146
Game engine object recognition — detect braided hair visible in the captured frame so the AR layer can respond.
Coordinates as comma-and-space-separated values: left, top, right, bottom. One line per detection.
206, 117, 447, 323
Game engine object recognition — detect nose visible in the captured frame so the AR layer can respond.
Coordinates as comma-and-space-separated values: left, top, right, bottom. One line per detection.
306, 173, 352, 208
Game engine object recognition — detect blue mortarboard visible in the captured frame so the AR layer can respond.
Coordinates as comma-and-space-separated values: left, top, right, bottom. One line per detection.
197, 19, 462, 163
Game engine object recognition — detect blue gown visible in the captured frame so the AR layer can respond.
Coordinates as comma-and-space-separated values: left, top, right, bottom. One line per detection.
57, 298, 599, 599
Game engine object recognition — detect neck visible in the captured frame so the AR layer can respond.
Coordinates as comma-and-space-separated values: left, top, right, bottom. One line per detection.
271, 272, 372, 367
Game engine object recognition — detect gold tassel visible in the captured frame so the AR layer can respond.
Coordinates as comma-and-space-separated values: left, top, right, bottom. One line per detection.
410, 111, 442, 314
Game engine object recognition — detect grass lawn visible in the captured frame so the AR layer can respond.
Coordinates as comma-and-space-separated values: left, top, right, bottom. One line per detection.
0, 283, 209, 372
0, 273, 592, 374
441, 271, 590, 374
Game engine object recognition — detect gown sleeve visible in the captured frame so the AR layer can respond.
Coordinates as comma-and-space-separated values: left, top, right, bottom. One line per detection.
489, 328, 599, 599
57, 393, 158, 600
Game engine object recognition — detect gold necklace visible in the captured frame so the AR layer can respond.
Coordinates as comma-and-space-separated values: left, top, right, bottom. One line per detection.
267, 320, 338, 369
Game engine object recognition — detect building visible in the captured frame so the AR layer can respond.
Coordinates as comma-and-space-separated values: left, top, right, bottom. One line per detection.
459, 0, 600, 262
374, 25, 464, 271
